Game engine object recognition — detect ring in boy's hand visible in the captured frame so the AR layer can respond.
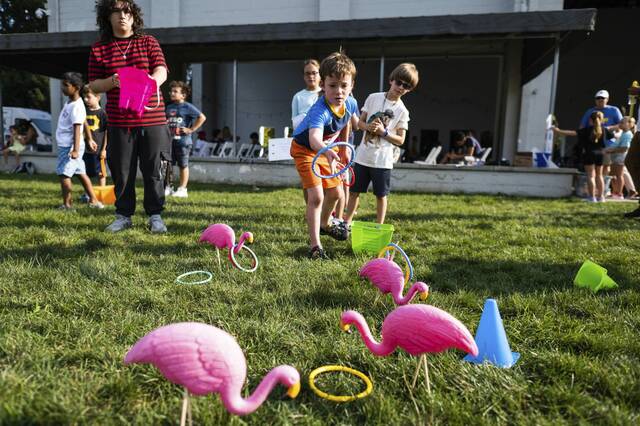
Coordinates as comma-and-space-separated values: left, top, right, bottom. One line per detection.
340, 164, 355, 187
312, 142, 355, 179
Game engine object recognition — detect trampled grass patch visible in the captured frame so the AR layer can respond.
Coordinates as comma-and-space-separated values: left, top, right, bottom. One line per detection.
1, 174, 639, 425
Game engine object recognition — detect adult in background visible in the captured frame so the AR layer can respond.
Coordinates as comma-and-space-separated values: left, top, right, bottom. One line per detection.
580, 90, 622, 192
88, 0, 171, 233
440, 131, 474, 164
579, 90, 622, 129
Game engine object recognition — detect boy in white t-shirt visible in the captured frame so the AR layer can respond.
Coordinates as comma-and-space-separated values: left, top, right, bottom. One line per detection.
343, 63, 419, 225
56, 72, 103, 210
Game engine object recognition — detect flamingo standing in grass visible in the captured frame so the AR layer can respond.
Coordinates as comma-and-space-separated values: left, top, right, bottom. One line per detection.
199, 223, 258, 272
360, 258, 429, 305
124, 322, 300, 423
340, 305, 478, 393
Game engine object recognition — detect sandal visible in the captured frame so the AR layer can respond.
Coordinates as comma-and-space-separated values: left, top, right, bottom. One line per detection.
320, 222, 349, 241
309, 245, 328, 260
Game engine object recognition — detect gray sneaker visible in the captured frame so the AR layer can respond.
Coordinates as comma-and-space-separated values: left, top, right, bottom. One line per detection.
148, 214, 167, 234
105, 214, 132, 233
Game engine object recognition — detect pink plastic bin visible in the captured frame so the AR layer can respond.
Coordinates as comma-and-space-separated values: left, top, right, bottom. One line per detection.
117, 66, 157, 118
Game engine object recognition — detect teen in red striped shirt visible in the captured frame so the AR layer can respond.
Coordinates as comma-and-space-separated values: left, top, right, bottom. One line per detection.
88, 0, 171, 234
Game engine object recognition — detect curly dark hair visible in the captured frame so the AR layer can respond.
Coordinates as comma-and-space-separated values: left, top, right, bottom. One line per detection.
95, 0, 144, 41
169, 81, 191, 98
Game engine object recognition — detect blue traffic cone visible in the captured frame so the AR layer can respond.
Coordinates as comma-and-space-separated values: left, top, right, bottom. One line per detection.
464, 298, 520, 368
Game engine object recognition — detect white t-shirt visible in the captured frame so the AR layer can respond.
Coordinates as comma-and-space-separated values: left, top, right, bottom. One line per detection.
355, 92, 409, 169
291, 88, 321, 129
56, 97, 86, 149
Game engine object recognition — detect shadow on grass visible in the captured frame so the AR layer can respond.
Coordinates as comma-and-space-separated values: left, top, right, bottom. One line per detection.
430, 257, 637, 295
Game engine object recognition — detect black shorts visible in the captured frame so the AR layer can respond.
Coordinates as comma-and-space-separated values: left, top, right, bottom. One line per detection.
583, 149, 604, 166
171, 140, 191, 168
82, 152, 100, 177
351, 162, 391, 197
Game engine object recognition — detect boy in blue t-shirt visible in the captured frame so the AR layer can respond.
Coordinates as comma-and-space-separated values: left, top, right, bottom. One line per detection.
290, 52, 361, 259
165, 81, 206, 198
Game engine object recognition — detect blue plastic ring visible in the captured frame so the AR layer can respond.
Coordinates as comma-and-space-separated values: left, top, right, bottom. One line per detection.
385, 243, 414, 281
311, 142, 355, 179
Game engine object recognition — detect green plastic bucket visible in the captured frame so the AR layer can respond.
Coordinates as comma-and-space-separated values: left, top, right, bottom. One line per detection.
573, 260, 618, 293
351, 221, 394, 254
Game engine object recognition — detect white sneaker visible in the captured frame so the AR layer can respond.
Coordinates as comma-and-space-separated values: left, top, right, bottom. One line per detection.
171, 187, 188, 198
164, 186, 174, 196
88, 201, 105, 209
105, 214, 132, 232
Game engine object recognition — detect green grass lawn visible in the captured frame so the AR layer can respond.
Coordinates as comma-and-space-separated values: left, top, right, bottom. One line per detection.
1, 174, 639, 425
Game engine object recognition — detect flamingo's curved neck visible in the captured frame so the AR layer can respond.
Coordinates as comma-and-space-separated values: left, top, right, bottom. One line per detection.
234, 233, 250, 253
396, 283, 421, 305
220, 368, 284, 416
349, 315, 395, 356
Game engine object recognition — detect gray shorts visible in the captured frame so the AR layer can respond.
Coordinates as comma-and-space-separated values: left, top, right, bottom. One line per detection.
610, 152, 627, 165
56, 146, 86, 177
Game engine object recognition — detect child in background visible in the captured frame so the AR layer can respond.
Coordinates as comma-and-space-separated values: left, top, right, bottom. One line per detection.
291, 59, 321, 129
343, 63, 418, 225
81, 85, 109, 190
2, 126, 25, 172
606, 116, 634, 199
290, 52, 360, 259
56, 72, 103, 210
165, 80, 207, 198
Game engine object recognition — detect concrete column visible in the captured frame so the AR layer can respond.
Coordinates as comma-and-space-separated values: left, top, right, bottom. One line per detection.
191, 63, 203, 110
50, 79, 62, 154
501, 40, 523, 162
379, 55, 385, 92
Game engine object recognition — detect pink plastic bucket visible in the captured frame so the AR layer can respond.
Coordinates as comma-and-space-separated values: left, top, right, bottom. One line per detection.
117, 66, 158, 118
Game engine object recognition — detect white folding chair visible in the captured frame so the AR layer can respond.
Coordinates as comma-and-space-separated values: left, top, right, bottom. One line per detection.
237, 143, 252, 158
479, 147, 492, 162
414, 146, 442, 165
248, 144, 264, 158
463, 147, 492, 166
217, 142, 236, 158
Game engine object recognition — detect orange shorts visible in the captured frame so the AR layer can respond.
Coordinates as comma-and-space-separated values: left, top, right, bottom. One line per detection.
290, 141, 341, 190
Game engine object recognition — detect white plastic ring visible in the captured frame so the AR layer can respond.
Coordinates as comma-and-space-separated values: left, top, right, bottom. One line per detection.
229, 245, 259, 273
176, 270, 213, 285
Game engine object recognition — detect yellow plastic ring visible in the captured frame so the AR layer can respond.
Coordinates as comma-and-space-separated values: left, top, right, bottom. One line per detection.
308, 365, 373, 402
377, 245, 411, 285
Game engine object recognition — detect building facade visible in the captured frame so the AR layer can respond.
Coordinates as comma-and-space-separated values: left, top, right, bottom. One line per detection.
38, 0, 587, 162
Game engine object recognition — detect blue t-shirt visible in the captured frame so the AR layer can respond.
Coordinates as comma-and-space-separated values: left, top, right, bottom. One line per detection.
579, 105, 622, 129
166, 102, 202, 146
614, 130, 633, 149
293, 96, 359, 150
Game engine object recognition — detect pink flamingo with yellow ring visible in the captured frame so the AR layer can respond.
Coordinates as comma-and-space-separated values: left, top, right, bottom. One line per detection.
340, 304, 478, 393
124, 322, 300, 423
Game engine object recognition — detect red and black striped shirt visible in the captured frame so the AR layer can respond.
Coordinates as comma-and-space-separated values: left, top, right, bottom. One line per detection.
88, 35, 168, 127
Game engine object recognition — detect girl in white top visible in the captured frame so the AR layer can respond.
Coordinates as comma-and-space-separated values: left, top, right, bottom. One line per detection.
56, 72, 103, 210
291, 59, 321, 130
345, 63, 419, 225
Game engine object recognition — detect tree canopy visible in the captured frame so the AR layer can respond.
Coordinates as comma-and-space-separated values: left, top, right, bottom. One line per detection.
0, 0, 50, 110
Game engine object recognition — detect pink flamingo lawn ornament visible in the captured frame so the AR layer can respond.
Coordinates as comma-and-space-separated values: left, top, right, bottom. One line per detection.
199, 223, 258, 272
124, 322, 300, 423
360, 258, 429, 305
340, 305, 478, 393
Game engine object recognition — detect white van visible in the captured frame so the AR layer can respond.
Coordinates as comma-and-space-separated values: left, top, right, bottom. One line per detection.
2, 107, 53, 152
